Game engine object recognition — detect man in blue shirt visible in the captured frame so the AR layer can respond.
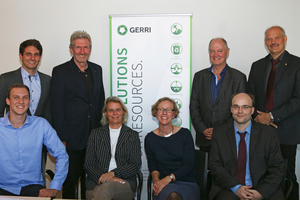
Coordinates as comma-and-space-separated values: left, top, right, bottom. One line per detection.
0, 39, 51, 123
0, 83, 68, 198
209, 93, 284, 200
190, 38, 246, 152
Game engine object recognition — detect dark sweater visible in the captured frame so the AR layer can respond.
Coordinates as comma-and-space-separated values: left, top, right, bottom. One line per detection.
144, 127, 197, 183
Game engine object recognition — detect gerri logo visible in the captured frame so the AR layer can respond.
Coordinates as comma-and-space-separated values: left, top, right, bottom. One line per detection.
117, 25, 128, 36
129, 27, 151, 33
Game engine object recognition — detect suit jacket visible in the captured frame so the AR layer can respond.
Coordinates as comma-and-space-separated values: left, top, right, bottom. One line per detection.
209, 120, 284, 200
84, 124, 142, 192
50, 58, 105, 150
247, 51, 300, 145
190, 65, 246, 148
0, 67, 51, 122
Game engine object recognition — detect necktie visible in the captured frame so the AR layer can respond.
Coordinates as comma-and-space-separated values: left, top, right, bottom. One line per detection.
265, 59, 280, 111
236, 131, 247, 185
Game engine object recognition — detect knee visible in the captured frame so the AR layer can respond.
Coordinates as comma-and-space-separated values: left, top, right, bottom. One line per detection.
87, 184, 111, 200
167, 192, 182, 200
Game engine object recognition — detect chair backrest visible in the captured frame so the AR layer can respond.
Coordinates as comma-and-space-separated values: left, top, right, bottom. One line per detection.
281, 159, 293, 200
194, 150, 209, 200
147, 173, 153, 200
42, 151, 54, 181
136, 170, 143, 200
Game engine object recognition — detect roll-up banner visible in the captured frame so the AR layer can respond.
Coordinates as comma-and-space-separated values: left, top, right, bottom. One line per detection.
110, 14, 192, 198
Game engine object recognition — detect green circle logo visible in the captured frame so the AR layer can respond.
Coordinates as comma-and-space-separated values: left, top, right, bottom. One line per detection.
171, 63, 183, 75
174, 98, 183, 109
117, 25, 128, 36
171, 23, 183, 35
170, 81, 183, 93
172, 117, 182, 126
171, 43, 183, 55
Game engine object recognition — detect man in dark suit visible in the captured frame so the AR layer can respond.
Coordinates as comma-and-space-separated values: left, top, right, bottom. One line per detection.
190, 38, 246, 152
0, 39, 51, 122
248, 26, 300, 200
50, 30, 105, 199
209, 93, 284, 200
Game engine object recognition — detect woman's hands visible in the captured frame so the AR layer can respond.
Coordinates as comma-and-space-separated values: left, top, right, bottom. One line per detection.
152, 173, 175, 196
98, 171, 125, 185
98, 171, 115, 184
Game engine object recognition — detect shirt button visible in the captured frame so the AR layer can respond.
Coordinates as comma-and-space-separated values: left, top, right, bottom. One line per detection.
88, 116, 90, 118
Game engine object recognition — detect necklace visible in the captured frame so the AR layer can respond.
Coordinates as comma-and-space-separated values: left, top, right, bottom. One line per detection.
159, 126, 174, 137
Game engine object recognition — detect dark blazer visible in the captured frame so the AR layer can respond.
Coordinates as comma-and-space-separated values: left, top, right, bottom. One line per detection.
50, 58, 105, 150
209, 120, 284, 200
0, 67, 51, 122
190, 65, 246, 148
84, 124, 142, 192
247, 51, 300, 145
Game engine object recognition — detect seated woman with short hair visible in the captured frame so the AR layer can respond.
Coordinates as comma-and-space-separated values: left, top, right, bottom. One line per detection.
145, 97, 200, 200
85, 96, 142, 200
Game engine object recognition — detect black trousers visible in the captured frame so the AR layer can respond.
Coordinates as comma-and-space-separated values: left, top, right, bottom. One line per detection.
63, 149, 86, 199
280, 144, 299, 200
0, 184, 44, 197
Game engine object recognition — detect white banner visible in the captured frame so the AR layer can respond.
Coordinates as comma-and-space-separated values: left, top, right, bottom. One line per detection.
110, 14, 192, 198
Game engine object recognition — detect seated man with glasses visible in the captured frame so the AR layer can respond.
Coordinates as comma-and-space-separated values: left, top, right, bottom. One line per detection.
209, 93, 284, 200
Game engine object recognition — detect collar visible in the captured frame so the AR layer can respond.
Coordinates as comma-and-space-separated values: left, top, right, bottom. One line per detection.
3, 111, 32, 128
71, 58, 89, 72
270, 50, 286, 61
21, 66, 38, 78
78, 63, 89, 72
234, 120, 252, 135
208, 64, 228, 76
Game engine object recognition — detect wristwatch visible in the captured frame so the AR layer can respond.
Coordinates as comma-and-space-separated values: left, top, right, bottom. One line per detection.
169, 174, 174, 182
270, 112, 274, 121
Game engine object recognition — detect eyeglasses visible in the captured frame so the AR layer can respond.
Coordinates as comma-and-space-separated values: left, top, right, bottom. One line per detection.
157, 108, 174, 113
231, 105, 253, 110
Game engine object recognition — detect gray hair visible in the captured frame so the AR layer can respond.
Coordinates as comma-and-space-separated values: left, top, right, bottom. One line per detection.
69, 30, 92, 48
264, 26, 286, 40
208, 37, 229, 50
101, 96, 128, 125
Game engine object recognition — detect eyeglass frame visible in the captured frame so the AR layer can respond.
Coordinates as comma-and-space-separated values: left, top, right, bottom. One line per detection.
156, 108, 175, 113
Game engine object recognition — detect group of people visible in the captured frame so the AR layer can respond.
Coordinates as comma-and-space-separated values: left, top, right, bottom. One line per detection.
0, 29, 196, 200
0, 30, 106, 199
0, 24, 299, 200
191, 25, 300, 200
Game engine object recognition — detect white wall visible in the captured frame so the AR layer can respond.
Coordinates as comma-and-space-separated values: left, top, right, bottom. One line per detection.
1, 0, 300, 198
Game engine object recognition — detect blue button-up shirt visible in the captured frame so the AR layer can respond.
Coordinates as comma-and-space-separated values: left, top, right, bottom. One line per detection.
209, 65, 228, 104
0, 112, 68, 195
231, 121, 253, 194
21, 67, 41, 116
